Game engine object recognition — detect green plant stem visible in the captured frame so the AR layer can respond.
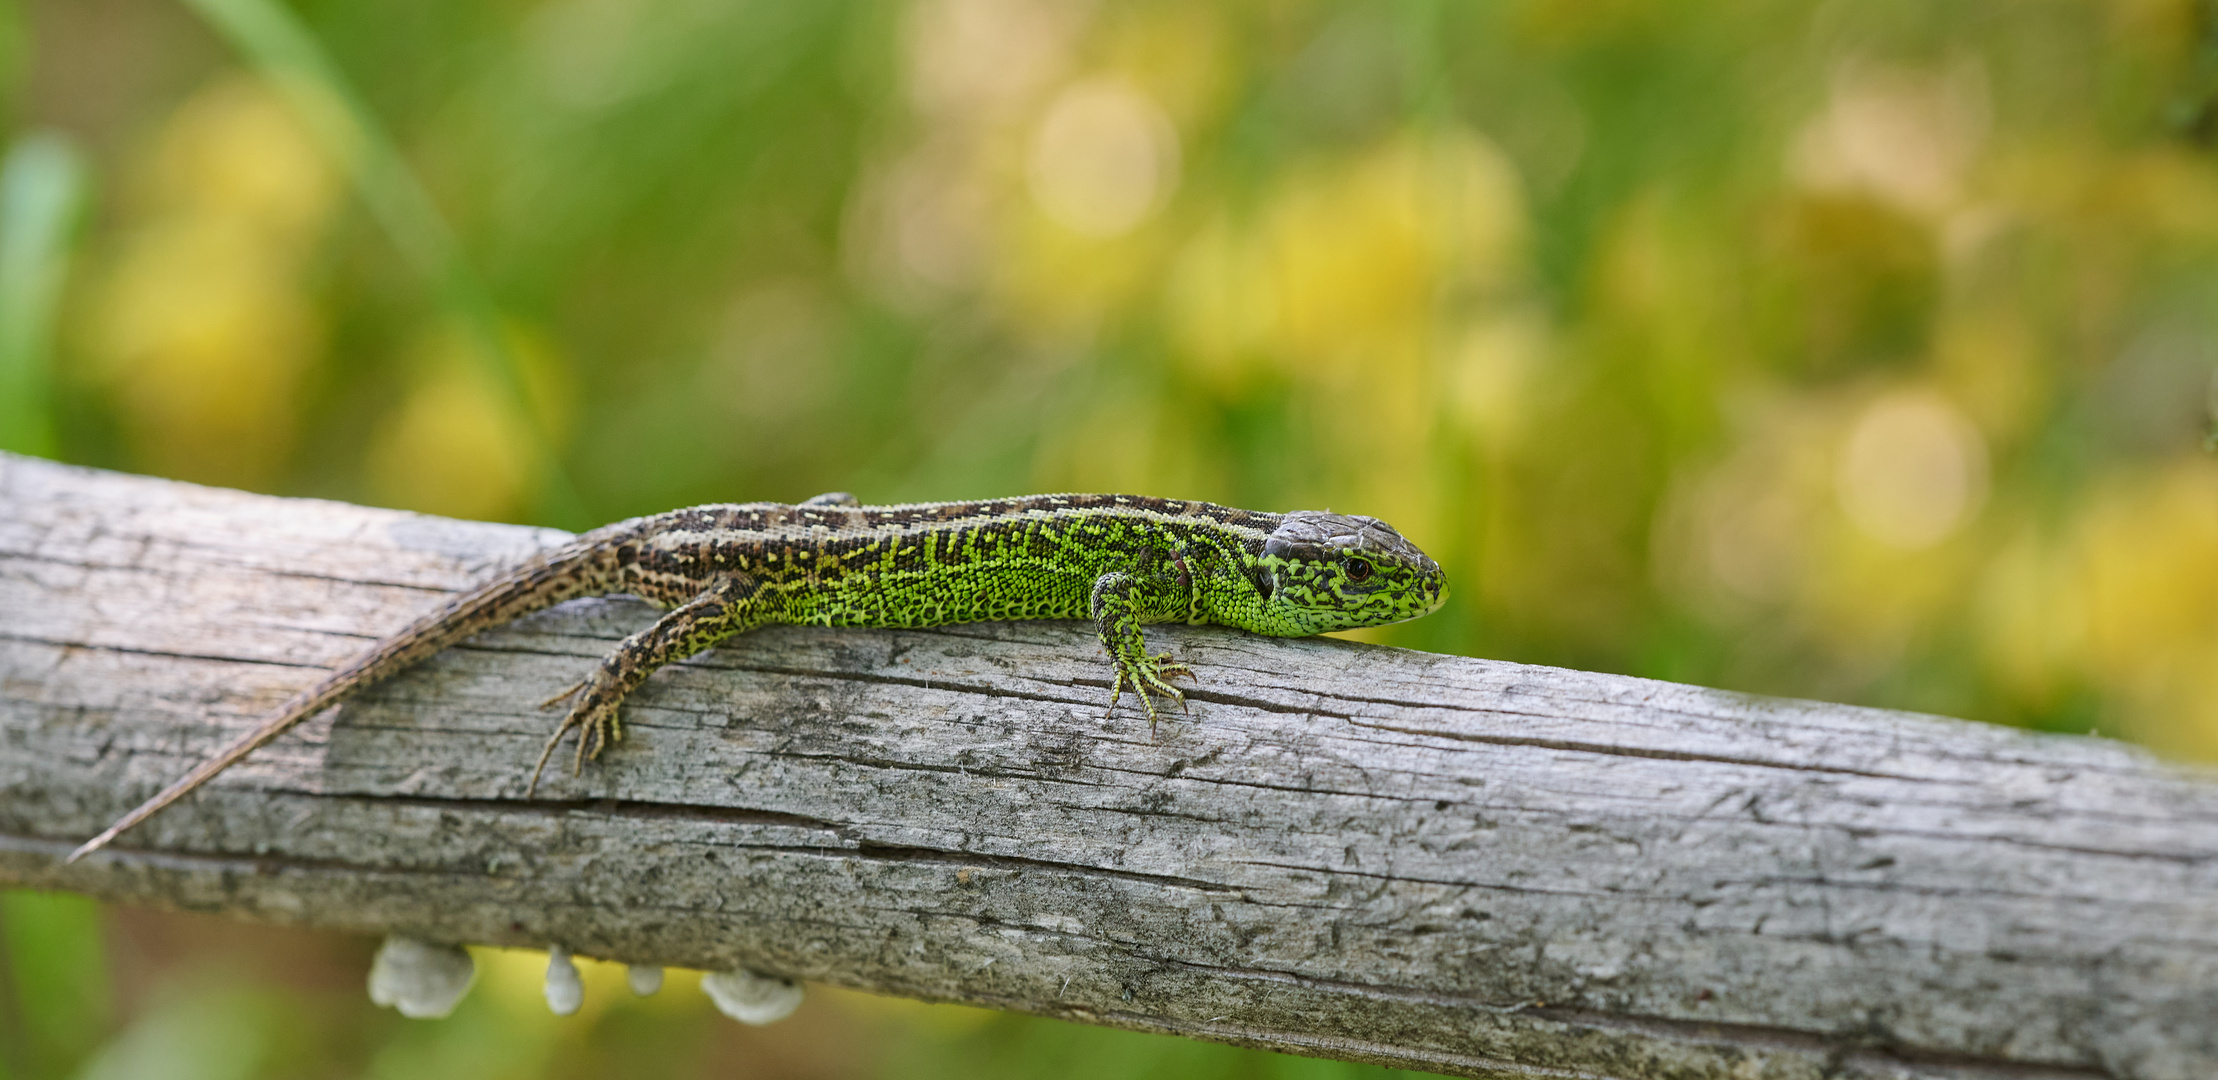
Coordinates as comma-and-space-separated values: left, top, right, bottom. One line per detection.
178, 0, 589, 527
0, 133, 85, 460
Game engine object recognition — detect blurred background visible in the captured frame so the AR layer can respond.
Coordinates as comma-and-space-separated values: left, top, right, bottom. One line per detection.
5, 0, 2218, 1076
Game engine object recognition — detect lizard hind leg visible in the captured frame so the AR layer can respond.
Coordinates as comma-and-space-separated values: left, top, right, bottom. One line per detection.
523, 574, 763, 797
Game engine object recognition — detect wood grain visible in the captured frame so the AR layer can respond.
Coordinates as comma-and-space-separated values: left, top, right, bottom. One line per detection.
2, 452, 2213, 1080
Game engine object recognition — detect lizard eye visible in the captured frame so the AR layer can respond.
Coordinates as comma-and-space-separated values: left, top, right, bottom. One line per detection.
1344, 557, 1373, 582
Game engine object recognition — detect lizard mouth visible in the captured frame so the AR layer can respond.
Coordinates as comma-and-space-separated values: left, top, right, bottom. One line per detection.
1373, 575, 1450, 627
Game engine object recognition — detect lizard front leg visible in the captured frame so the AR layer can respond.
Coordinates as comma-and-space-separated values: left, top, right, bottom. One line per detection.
1090, 570, 1194, 733
528, 573, 762, 795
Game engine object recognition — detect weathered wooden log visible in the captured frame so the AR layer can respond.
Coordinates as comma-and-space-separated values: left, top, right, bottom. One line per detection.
1, 451, 2212, 1079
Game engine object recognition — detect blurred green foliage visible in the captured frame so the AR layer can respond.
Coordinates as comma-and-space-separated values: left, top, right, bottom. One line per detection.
0, 891, 107, 1079
9, 0, 2218, 1075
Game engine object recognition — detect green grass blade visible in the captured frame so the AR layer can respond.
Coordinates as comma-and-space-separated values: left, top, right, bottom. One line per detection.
177, 0, 589, 526
0, 132, 85, 460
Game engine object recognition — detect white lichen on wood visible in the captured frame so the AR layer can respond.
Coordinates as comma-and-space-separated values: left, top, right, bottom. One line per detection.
2, 452, 2216, 1080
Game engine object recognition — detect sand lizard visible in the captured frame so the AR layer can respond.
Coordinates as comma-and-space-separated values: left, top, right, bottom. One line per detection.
70, 493, 1447, 861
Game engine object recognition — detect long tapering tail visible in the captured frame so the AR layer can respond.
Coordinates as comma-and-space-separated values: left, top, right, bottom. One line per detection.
68, 534, 622, 862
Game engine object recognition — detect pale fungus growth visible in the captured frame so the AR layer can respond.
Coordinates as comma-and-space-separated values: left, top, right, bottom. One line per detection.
366, 936, 475, 1019
543, 946, 584, 1016
701, 969, 805, 1025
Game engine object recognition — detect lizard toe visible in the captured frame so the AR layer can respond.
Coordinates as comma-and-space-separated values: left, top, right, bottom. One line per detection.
540, 679, 587, 711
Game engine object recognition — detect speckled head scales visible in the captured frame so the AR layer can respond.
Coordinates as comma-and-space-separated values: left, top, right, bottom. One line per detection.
1264, 511, 1439, 574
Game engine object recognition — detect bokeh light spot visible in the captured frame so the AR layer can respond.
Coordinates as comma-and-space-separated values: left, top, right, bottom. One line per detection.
1835, 391, 1988, 549
1026, 78, 1179, 237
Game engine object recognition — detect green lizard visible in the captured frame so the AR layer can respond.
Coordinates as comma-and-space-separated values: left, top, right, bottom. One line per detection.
69, 493, 1447, 861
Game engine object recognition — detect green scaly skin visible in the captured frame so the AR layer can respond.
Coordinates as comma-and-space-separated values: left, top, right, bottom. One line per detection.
70, 493, 1448, 861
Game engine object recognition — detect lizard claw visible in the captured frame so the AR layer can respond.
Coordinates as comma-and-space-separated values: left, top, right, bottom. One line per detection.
525, 679, 621, 797
1156, 653, 1195, 712
526, 722, 571, 799
1105, 651, 1196, 735
574, 703, 623, 774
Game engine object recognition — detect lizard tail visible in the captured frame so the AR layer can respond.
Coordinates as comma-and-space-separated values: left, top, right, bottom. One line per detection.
67, 533, 626, 863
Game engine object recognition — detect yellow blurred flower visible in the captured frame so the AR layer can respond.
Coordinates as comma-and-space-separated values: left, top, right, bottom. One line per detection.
2076, 459, 2218, 672
1261, 130, 1524, 363
82, 74, 339, 490
1978, 457, 2218, 758
2068, 457, 2218, 756
1161, 127, 1530, 546
1167, 127, 1526, 368
140, 76, 339, 235
365, 322, 572, 523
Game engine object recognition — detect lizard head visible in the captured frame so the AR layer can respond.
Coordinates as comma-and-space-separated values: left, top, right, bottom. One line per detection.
1246, 510, 1447, 636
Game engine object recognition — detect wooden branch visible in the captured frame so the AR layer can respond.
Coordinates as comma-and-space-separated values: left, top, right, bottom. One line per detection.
2, 452, 2214, 1080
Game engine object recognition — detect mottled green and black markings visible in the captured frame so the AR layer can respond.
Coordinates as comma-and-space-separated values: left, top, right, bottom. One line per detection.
71, 493, 1447, 861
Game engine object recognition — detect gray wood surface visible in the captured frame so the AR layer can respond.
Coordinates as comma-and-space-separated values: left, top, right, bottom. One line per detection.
2, 451, 2214, 1080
